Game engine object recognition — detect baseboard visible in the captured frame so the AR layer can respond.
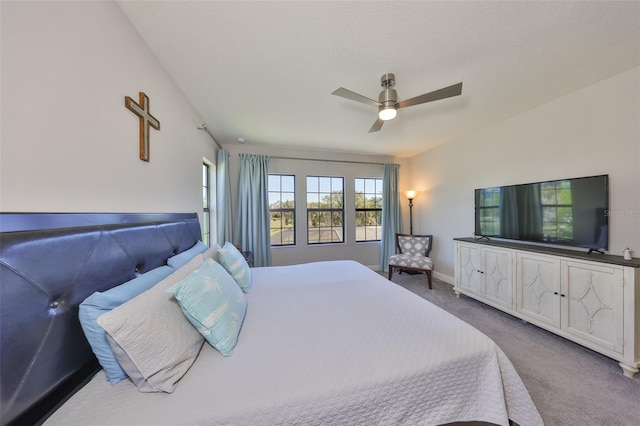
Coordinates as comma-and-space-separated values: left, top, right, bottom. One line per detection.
374, 264, 454, 285
433, 270, 454, 285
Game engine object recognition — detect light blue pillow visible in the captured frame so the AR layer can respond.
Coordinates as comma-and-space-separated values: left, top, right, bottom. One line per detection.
167, 240, 208, 270
167, 258, 247, 356
79, 265, 174, 384
218, 242, 252, 293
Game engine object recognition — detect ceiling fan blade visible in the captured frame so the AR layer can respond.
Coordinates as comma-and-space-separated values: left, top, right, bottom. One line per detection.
368, 118, 384, 133
332, 87, 381, 107
396, 82, 463, 109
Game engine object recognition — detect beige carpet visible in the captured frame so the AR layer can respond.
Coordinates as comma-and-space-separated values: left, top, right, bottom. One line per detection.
385, 271, 640, 426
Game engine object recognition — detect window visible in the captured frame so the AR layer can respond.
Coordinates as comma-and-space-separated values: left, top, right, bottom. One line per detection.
202, 162, 211, 245
355, 178, 382, 242
541, 180, 573, 241
306, 176, 344, 244
268, 174, 296, 246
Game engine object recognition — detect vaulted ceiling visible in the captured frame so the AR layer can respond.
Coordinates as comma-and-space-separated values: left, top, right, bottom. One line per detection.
118, 1, 640, 158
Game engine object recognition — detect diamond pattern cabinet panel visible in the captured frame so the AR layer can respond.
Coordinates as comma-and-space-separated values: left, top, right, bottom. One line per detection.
455, 243, 482, 296
482, 247, 515, 311
562, 260, 624, 354
516, 252, 561, 328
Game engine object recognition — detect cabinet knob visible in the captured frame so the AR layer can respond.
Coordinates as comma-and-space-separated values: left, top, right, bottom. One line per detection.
554, 292, 558, 295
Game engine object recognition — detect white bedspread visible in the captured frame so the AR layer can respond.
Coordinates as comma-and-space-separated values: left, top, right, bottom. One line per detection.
46, 260, 542, 426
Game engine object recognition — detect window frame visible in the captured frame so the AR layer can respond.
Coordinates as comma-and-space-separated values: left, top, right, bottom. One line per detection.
354, 177, 383, 242
202, 162, 211, 246
268, 174, 296, 247
306, 175, 345, 245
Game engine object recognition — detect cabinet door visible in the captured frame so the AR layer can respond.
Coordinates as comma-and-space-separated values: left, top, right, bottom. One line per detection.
562, 260, 624, 354
483, 247, 514, 310
516, 252, 561, 327
456, 243, 482, 295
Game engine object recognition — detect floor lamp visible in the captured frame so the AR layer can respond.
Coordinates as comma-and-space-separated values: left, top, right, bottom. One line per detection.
406, 190, 416, 235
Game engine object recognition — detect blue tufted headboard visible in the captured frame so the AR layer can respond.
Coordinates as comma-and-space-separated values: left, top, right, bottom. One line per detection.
0, 213, 201, 425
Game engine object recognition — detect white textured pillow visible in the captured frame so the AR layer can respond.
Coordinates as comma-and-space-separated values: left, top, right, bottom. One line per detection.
97, 254, 205, 393
203, 242, 222, 263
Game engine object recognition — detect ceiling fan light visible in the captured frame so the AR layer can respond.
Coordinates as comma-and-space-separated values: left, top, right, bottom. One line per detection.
378, 106, 397, 121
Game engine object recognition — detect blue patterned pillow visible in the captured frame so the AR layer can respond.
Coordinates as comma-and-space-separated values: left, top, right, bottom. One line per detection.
167, 259, 247, 356
79, 265, 174, 384
218, 242, 252, 292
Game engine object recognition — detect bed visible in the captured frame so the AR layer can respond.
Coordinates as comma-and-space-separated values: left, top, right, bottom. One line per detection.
0, 213, 542, 426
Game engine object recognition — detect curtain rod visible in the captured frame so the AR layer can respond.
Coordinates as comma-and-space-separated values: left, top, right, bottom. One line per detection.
197, 124, 223, 149
251, 155, 386, 166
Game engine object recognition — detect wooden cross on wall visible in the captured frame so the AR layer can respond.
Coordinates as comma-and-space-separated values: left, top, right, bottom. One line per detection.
125, 92, 160, 162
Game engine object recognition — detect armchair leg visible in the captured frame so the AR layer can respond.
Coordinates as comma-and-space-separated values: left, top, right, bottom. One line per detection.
426, 270, 432, 289
388, 267, 393, 280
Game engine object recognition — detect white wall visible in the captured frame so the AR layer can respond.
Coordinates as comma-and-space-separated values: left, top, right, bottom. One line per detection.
410, 67, 640, 281
1, 1, 217, 223
11, 1, 631, 277
223, 144, 410, 267
0, 1, 412, 268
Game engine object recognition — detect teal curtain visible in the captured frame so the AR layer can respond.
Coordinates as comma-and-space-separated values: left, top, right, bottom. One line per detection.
379, 163, 402, 272
234, 154, 271, 267
216, 148, 232, 246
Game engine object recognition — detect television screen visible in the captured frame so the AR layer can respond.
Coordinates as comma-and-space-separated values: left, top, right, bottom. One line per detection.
475, 175, 609, 250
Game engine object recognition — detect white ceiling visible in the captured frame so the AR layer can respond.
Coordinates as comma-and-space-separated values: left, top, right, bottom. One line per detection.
118, 1, 640, 158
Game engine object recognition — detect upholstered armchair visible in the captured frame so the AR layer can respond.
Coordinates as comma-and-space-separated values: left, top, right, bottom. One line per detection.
388, 234, 434, 289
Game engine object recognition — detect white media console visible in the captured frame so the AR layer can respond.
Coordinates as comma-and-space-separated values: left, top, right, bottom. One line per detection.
454, 238, 640, 378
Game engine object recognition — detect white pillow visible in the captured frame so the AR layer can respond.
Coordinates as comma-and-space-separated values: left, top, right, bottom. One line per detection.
203, 242, 222, 263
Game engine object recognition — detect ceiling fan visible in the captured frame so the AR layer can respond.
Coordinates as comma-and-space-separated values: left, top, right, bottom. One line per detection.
332, 73, 463, 133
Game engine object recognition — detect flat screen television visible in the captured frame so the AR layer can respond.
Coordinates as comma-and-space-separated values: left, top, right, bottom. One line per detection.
474, 174, 609, 251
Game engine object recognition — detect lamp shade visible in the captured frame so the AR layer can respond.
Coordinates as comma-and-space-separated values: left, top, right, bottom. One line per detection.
406, 190, 416, 199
